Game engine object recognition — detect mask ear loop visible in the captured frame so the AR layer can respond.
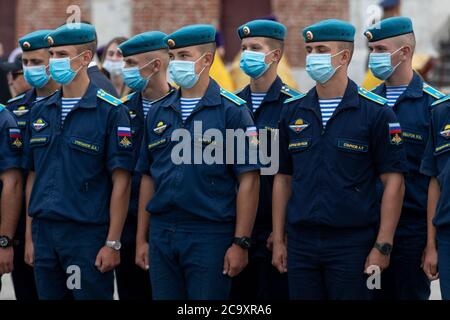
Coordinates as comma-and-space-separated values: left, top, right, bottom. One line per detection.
140, 59, 158, 81
331, 49, 346, 72
390, 47, 405, 71
70, 50, 89, 73
195, 52, 209, 77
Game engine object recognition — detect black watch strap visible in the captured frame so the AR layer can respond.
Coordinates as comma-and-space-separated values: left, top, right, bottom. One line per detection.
0, 235, 13, 248
233, 237, 251, 249
374, 242, 393, 256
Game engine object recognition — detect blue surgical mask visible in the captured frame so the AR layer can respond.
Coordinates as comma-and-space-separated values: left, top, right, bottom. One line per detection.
168, 54, 206, 89
368, 47, 403, 80
49, 51, 85, 85
23, 65, 50, 88
122, 59, 155, 91
239, 50, 274, 79
306, 50, 344, 84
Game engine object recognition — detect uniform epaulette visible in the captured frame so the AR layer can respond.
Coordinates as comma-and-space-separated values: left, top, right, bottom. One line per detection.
423, 83, 445, 100
281, 84, 303, 98
283, 92, 306, 104
7, 93, 26, 104
121, 92, 137, 103
152, 88, 176, 104
358, 86, 388, 105
220, 88, 246, 106
0, 103, 5, 112
431, 95, 450, 107
97, 89, 123, 106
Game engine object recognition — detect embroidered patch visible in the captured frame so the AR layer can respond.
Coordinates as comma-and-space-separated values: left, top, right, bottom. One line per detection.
245, 126, 259, 146
29, 136, 49, 146
117, 126, 132, 148
402, 131, 424, 142
337, 139, 368, 153
148, 138, 167, 150
32, 118, 48, 132
70, 138, 100, 153
289, 119, 309, 134
129, 110, 137, 119
9, 128, 23, 150
389, 122, 403, 145
13, 106, 29, 117
435, 143, 450, 155
153, 121, 169, 135
440, 124, 450, 139
288, 138, 311, 151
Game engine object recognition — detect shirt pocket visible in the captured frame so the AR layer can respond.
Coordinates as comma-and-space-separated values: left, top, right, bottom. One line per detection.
67, 136, 103, 155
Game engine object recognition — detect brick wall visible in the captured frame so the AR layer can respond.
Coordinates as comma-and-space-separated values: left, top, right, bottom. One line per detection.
15, 0, 91, 42
273, 0, 349, 67
132, 0, 221, 35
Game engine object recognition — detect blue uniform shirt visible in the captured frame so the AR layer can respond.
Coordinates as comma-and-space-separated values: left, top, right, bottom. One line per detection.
121, 87, 175, 216
23, 83, 135, 225
0, 106, 23, 173
421, 99, 450, 230
6, 89, 39, 135
135, 79, 259, 227
278, 79, 407, 229
373, 72, 444, 217
236, 76, 300, 229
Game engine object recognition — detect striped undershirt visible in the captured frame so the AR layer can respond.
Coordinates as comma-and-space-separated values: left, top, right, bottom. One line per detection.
61, 97, 81, 123
180, 97, 201, 121
385, 85, 408, 107
251, 92, 266, 113
142, 98, 153, 117
319, 97, 342, 127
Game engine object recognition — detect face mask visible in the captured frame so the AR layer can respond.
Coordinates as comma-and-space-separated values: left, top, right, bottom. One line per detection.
306, 50, 344, 84
168, 53, 206, 89
239, 50, 274, 79
122, 59, 155, 91
103, 59, 124, 76
49, 51, 85, 85
23, 65, 50, 88
368, 47, 404, 80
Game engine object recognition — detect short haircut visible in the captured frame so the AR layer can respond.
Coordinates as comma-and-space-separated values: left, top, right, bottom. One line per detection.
264, 38, 284, 52
198, 42, 216, 63
395, 32, 416, 55
76, 39, 98, 60
338, 41, 354, 62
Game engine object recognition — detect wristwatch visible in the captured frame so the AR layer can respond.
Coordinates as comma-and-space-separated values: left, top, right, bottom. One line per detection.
105, 240, 122, 251
374, 242, 393, 256
0, 235, 13, 248
233, 237, 251, 250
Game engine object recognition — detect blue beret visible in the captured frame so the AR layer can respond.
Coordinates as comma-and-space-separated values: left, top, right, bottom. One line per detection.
364, 17, 413, 42
303, 19, 355, 43
19, 30, 53, 51
237, 19, 286, 41
164, 24, 216, 49
46, 23, 96, 47
379, 0, 400, 9
119, 31, 168, 57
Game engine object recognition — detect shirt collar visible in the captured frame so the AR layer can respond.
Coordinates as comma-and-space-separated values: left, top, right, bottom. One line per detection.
375, 71, 423, 100
162, 78, 221, 108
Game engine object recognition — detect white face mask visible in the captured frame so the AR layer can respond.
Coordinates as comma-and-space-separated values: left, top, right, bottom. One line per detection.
102, 59, 124, 76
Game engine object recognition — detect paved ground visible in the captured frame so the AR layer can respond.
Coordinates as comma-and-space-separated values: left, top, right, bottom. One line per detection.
0, 273, 442, 300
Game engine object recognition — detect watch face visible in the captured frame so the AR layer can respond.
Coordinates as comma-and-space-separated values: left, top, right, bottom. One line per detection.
0, 237, 8, 247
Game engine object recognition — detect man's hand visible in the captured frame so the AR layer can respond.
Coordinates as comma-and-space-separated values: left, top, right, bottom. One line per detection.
422, 245, 439, 280
223, 244, 248, 277
364, 247, 390, 274
24, 237, 34, 267
0, 247, 14, 274
95, 246, 120, 273
266, 232, 274, 251
272, 240, 287, 273
135, 241, 149, 271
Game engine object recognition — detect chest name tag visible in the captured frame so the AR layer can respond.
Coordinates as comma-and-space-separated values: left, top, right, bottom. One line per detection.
337, 140, 368, 153
30, 136, 49, 145
148, 138, 167, 150
402, 131, 423, 142
435, 143, 450, 155
71, 139, 100, 152
288, 138, 310, 150
17, 120, 27, 128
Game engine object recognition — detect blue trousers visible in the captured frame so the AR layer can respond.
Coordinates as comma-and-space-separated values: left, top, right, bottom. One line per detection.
287, 225, 374, 300
32, 218, 114, 300
437, 230, 450, 300
149, 219, 234, 300
373, 215, 430, 300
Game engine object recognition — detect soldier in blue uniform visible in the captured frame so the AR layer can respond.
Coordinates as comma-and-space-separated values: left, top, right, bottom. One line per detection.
6, 29, 60, 300
0, 105, 23, 294
421, 95, 450, 300
23, 23, 134, 300
364, 17, 445, 300
135, 24, 260, 300
272, 19, 407, 300
114, 31, 174, 300
231, 19, 301, 300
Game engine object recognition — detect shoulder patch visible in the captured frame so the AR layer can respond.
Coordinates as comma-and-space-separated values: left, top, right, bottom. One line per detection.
121, 92, 137, 103
358, 86, 388, 105
220, 88, 246, 106
283, 93, 306, 104
7, 93, 26, 104
0, 103, 5, 112
423, 83, 445, 100
97, 89, 122, 106
431, 95, 450, 107
281, 85, 303, 98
